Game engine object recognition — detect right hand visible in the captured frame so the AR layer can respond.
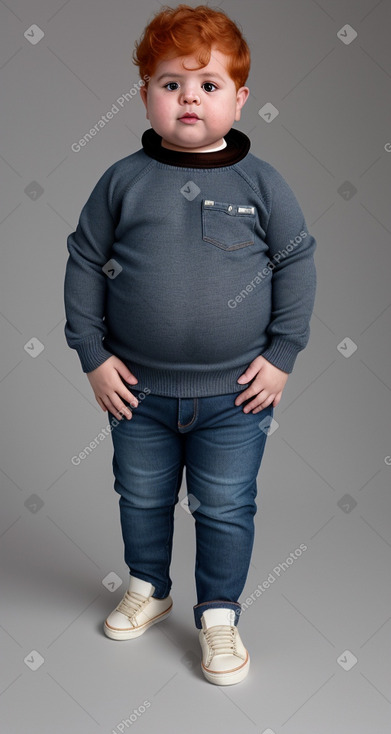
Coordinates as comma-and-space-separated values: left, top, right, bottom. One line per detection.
86, 355, 139, 420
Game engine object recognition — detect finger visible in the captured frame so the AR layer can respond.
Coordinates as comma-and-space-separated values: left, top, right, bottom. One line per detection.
237, 364, 259, 384
110, 377, 139, 409
242, 391, 269, 413
235, 382, 263, 405
123, 389, 139, 408
108, 399, 133, 420
237, 356, 266, 385
117, 362, 139, 385
97, 397, 107, 412
252, 395, 275, 414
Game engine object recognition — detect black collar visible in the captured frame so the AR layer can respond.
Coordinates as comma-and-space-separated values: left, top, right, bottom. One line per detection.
141, 127, 250, 168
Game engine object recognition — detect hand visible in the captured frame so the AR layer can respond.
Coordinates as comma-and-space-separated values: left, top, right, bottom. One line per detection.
235, 355, 289, 413
86, 355, 139, 420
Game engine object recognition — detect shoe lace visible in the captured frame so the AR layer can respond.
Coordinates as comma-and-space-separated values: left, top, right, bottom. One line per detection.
204, 625, 236, 655
116, 590, 149, 620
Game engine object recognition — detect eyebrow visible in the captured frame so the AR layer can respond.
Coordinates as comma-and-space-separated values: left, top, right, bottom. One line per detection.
156, 71, 226, 83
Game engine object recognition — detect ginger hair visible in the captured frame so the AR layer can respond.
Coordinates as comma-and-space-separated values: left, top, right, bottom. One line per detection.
132, 4, 250, 91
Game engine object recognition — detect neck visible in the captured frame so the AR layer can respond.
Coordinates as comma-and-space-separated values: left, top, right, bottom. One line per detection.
161, 138, 225, 153
141, 127, 251, 169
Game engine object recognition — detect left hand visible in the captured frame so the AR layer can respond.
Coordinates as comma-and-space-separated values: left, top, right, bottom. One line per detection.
235, 355, 289, 413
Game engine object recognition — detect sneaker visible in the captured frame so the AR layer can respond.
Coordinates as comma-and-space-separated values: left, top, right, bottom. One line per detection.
198, 608, 250, 685
103, 574, 173, 640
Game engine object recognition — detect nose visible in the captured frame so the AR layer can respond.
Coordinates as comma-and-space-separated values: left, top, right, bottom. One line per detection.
180, 85, 200, 105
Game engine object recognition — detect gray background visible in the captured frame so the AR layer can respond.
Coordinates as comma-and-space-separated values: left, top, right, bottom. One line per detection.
1, 0, 391, 732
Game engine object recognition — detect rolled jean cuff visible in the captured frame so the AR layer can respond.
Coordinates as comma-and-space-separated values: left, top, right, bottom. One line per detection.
193, 600, 242, 629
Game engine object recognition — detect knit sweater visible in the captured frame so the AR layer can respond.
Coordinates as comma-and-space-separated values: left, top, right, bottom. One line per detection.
63, 127, 317, 397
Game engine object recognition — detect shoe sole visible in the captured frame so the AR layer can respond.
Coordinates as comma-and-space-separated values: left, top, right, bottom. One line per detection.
103, 602, 173, 640
201, 653, 250, 685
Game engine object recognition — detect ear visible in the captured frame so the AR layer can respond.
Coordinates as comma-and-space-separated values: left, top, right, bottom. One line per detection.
234, 86, 250, 121
139, 84, 149, 119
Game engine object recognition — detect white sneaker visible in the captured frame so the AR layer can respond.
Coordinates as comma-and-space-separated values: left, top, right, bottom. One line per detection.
199, 608, 250, 685
104, 574, 173, 640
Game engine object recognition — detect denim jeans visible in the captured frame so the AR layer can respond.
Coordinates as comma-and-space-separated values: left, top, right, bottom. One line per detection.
107, 389, 273, 629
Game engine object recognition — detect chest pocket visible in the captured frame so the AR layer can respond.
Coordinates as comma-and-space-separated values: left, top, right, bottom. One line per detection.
201, 200, 256, 251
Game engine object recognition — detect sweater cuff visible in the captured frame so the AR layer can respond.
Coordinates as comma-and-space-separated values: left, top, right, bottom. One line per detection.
74, 335, 114, 373
261, 337, 301, 373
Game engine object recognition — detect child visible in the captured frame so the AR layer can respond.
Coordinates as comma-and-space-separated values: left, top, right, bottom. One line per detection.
64, 4, 317, 686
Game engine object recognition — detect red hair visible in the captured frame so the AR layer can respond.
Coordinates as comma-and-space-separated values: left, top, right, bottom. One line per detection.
132, 4, 251, 91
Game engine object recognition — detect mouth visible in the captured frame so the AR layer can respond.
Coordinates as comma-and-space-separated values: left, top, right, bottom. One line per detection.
179, 113, 200, 121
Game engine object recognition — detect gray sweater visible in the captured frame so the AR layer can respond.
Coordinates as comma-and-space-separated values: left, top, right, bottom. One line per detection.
64, 127, 317, 397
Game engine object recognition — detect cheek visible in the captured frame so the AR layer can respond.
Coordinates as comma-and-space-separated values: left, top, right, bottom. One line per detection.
211, 95, 233, 114
152, 96, 173, 116
207, 105, 231, 124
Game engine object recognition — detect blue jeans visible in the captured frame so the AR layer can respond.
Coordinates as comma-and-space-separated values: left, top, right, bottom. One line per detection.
108, 389, 273, 629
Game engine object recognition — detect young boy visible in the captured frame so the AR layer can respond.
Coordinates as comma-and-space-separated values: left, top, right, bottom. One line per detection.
64, 4, 317, 686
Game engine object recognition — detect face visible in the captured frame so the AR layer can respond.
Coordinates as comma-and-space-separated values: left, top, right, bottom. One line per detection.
139, 46, 249, 152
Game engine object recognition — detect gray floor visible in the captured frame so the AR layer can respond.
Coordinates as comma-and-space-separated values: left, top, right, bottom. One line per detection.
1, 1, 391, 732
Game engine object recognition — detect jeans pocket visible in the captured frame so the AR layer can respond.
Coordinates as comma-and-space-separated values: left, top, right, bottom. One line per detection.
201, 199, 256, 251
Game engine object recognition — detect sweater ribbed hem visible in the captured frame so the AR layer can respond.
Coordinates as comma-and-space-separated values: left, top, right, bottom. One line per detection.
75, 335, 113, 373
122, 361, 250, 398
73, 336, 302, 380
260, 337, 302, 373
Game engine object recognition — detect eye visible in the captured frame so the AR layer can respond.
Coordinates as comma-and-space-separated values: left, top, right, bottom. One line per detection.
163, 81, 218, 92
202, 82, 218, 92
